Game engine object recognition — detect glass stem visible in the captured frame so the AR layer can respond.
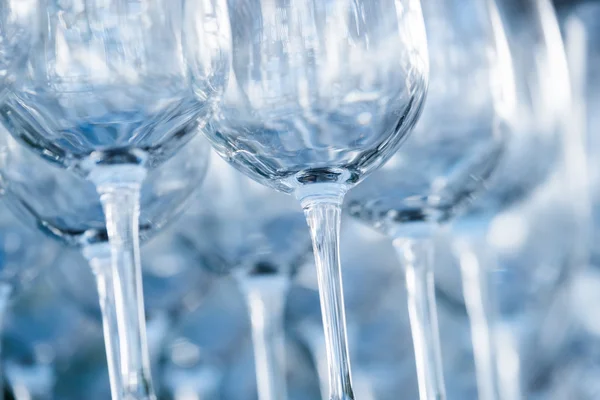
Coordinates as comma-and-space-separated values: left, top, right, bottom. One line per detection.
392, 237, 446, 400
455, 241, 501, 400
82, 243, 124, 400
0, 283, 12, 400
296, 183, 354, 400
237, 274, 290, 400
88, 165, 156, 400
457, 241, 524, 400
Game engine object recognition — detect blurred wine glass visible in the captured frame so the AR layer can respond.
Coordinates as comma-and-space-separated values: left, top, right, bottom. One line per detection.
532, 2, 600, 399
179, 153, 311, 400
345, 0, 515, 397
440, 0, 578, 398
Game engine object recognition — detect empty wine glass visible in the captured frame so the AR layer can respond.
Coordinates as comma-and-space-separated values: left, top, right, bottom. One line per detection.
0, 123, 211, 400
532, 3, 600, 399
443, 0, 575, 398
179, 152, 311, 400
200, 1, 428, 398
345, 0, 515, 398
0, 2, 229, 399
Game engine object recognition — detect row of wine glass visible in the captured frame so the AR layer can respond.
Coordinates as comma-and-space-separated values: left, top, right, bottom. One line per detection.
0, 0, 597, 399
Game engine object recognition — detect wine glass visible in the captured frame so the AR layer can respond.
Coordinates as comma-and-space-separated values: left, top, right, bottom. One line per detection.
534, 3, 600, 399
179, 153, 311, 400
344, 0, 515, 397
200, 1, 428, 398
442, 0, 577, 398
0, 2, 229, 399
0, 123, 211, 400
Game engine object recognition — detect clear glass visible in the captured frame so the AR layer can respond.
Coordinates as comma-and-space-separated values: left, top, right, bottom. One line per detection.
39, 236, 214, 400
0, 123, 211, 400
81, 244, 123, 400
180, 154, 311, 400
199, 1, 428, 398
182, 154, 311, 278
0, 124, 210, 246
0, 2, 229, 399
290, 219, 416, 400
528, 3, 599, 398
1, 0, 229, 172
345, 0, 515, 398
207, 0, 427, 192
445, 0, 574, 398
238, 276, 290, 400
393, 236, 445, 400
454, 0, 571, 228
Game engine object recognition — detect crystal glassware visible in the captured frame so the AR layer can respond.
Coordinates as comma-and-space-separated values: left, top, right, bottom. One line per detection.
0, 123, 212, 400
530, 2, 600, 399
180, 153, 311, 400
290, 218, 415, 400
199, 1, 428, 398
444, 0, 576, 398
345, 0, 515, 398
0, 2, 230, 398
